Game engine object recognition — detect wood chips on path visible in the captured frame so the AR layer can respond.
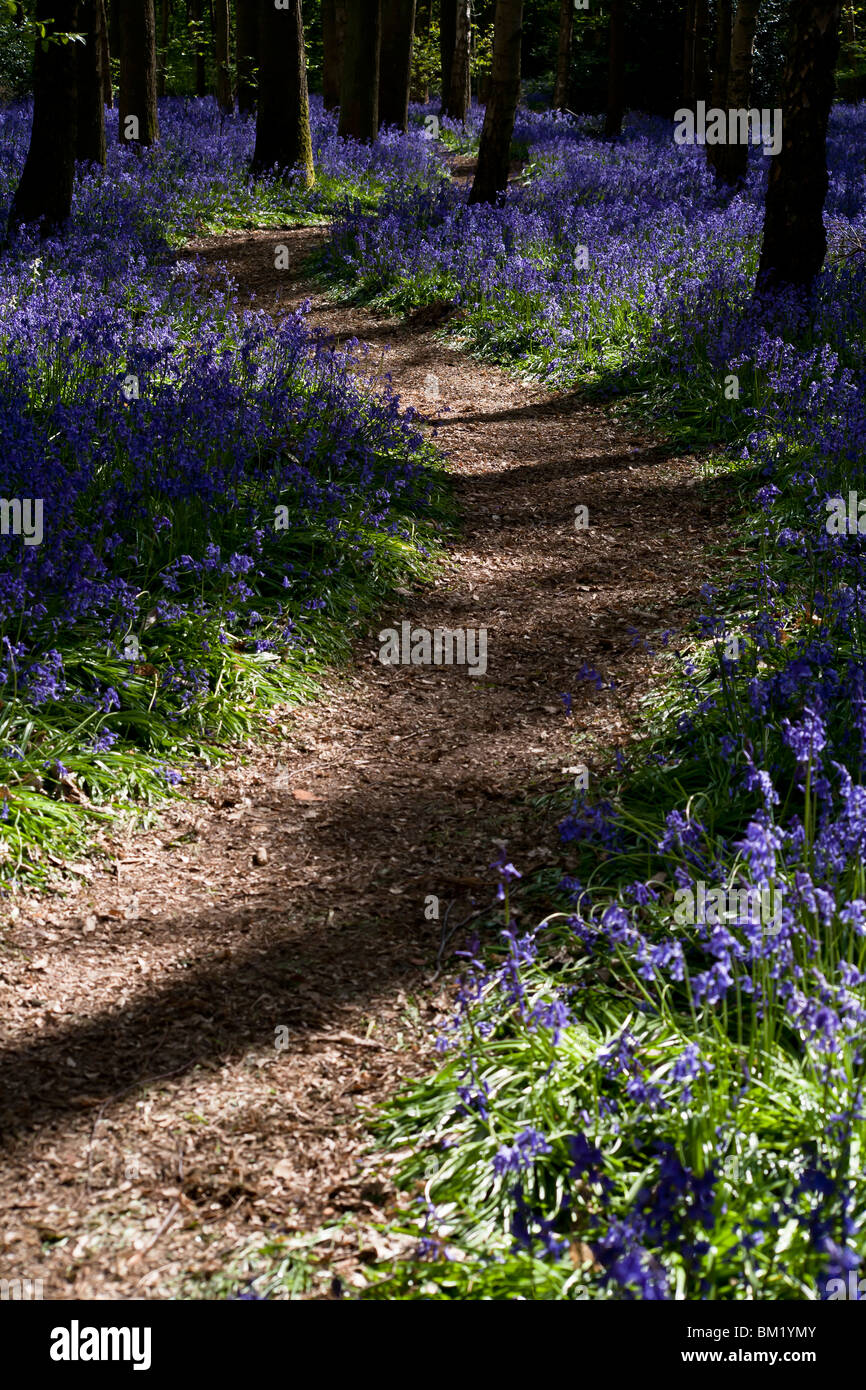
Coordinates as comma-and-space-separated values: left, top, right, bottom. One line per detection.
0, 222, 729, 1298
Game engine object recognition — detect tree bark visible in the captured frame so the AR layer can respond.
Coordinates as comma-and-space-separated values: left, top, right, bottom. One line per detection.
446, 0, 471, 121
109, 0, 120, 71
190, 0, 206, 96
100, 0, 113, 106
682, 0, 698, 106
338, 0, 380, 140
553, 0, 573, 110
468, 0, 522, 205
440, 0, 456, 111
410, 0, 430, 100
77, 0, 107, 164
118, 0, 159, 144
214, 0, 232, 112
756, 0, 842, 290
695, 0, 709, 102
604, 0, 626, 136
713, 0, 761, 186
8, 0, 81, 235
379, 0, 416, 131
157, 0, 170, 97
322, 0, 339, 109
235, 0, 258, 112
706, 0, 731, 173
252, 0, 314, 183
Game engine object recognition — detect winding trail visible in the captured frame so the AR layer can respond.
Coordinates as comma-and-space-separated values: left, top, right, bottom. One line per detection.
0, 225, 728, 1298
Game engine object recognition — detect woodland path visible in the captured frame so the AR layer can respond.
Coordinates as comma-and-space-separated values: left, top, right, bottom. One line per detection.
0, 224, 728, 1299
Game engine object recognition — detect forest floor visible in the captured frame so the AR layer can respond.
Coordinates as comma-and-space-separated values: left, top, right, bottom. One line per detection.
0, 222, 730, 1299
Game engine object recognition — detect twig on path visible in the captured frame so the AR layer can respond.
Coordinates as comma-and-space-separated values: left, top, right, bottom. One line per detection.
127, 1201, 181, 1270
303, 1030, 386, 1050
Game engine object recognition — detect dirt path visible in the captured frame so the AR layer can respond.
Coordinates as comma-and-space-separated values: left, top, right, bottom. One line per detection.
0, 227, 728, 1299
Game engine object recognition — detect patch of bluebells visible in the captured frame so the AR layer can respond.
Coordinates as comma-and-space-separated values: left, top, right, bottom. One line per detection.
0, 97, 440, 743
493, 1127, 551, 1176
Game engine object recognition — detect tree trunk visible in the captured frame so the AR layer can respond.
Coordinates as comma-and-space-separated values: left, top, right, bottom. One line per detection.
468, 0, 522, 205
410, 0, 430, 100
214, 0, 232, 112
446, 0, 471, 121
8, 0, 80, 235
713, 0, 761, 186
157, 0, 170, 97
190, 0, 206, 96
118, 0, 159, 144
338, 0, 380, 140
109, 0, 120, 70
604, 0, 626, 136
695, 0, 709, 102
252, 0, 314, 183
77, 0, 107, 164
440, 0, 456, 111
235, 0, 258, 113
553, 0, 573, 110
682, 0, 698, 106
100, 0, 113, 106
756, 0, 842, 290
706, 0, 731, 173
322, 0, 339, 109
379, 0, 416, 131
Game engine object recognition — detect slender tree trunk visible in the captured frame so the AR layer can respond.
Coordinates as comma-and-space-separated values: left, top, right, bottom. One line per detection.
252, 0, 314, 183
695, 0, 709, 102
446, 0, 471, 121
190, 0, 206, 96
604, 0, 626, 135
468, 0, 522, 204
553, 0, 573, 110
712, 0, 734, 104
338, 0, 380, 140
410, 0, 430, 100
8, 0, 80, 235
682, 0, 698, 105
157, 1, 168, 99
379, 0, 416, 131
757, 0, 842, 290
713, 0, 761, 186
215, 0, 232, 112
100, 0, 113, 106
157, 0, 170, 97
118, 0, 159, 144
440, 0, 456, 111
235, 0, 258, 112
706, 0, 732, 173
109, 0, 120, 69
322, 0, 339, 108
77, 0, 107, 164
197, 3, 206, 97
845, 0, 855, 42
